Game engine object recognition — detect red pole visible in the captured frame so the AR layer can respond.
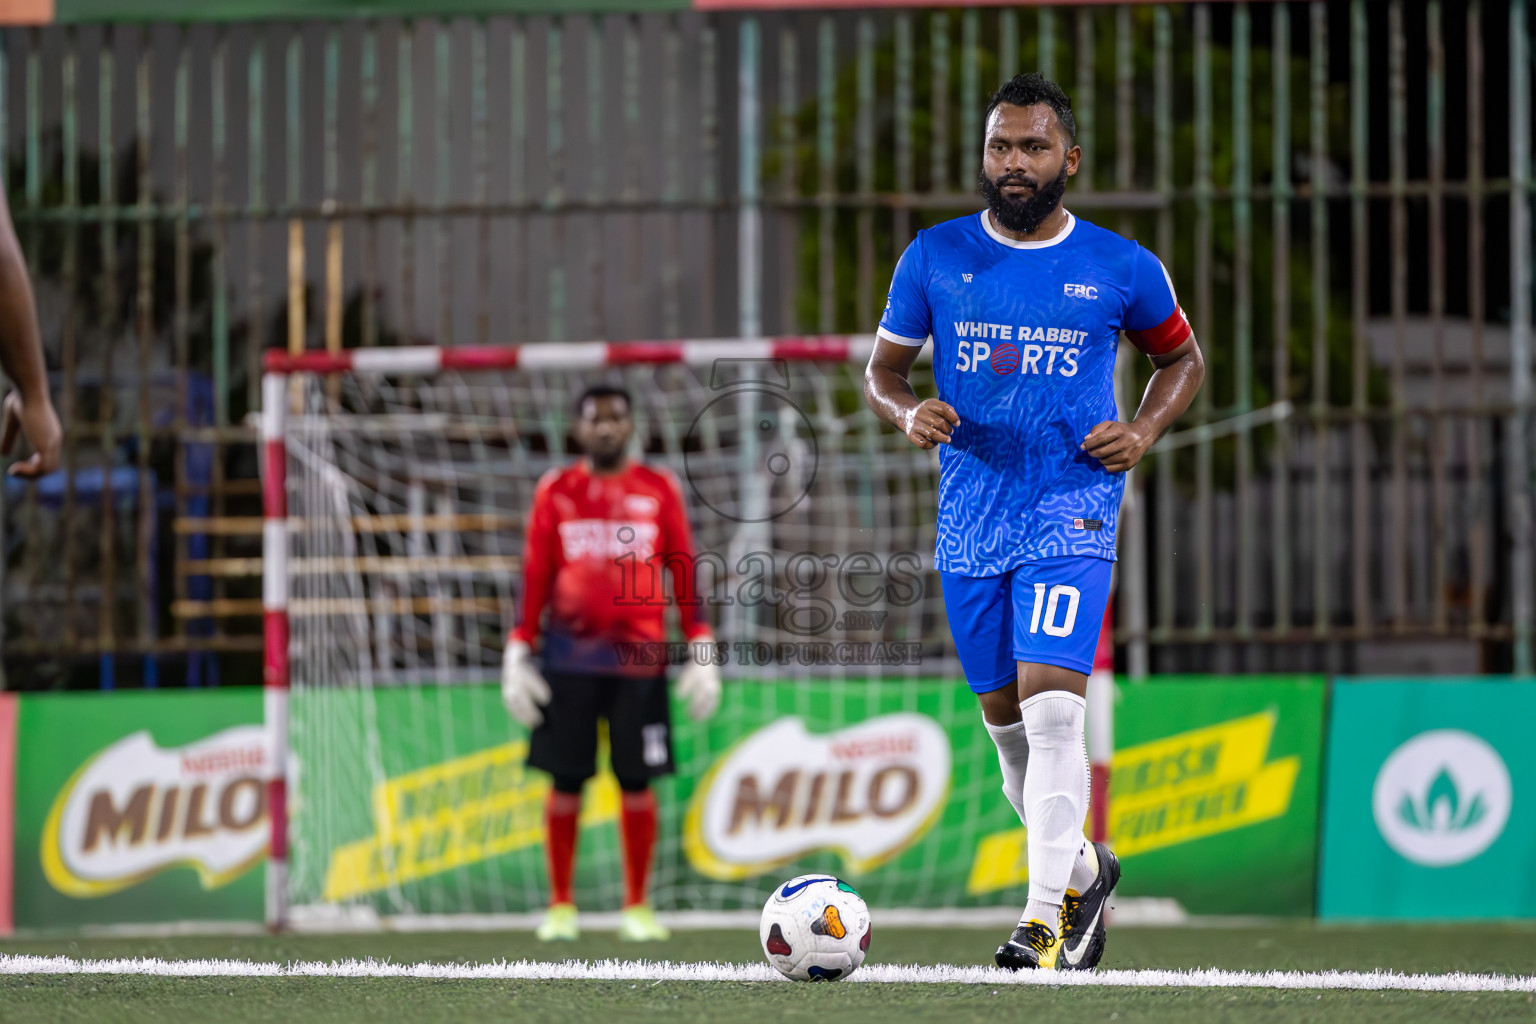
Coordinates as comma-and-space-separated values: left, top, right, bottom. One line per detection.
1087, 600, 1114, 846
0, 693, 16, 936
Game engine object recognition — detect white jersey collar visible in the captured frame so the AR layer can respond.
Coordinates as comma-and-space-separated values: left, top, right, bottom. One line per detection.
979, 209, 1076, 249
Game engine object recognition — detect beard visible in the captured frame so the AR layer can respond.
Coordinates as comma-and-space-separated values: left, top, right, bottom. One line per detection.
587, 445, 627, 471
978, 160, 1070, 235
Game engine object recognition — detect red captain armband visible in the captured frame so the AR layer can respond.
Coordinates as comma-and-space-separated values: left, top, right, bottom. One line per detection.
1125, 306, 1193, 356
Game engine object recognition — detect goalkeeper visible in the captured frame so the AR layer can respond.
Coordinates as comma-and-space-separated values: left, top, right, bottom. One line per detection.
502, 383, 720, 943
865, 74, 1204, 971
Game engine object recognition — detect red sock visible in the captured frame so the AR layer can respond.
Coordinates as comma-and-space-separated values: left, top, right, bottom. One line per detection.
619, 788, 658, 908
545, 791, 581, 907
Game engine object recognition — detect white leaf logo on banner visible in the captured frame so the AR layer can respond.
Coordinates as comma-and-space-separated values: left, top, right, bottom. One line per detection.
42, 726, 273, 897
684, 714, 951, 880
1372, 729, 1512, 867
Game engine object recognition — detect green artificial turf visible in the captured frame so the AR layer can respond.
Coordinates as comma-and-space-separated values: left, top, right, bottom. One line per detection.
3, 924, 1535, 1024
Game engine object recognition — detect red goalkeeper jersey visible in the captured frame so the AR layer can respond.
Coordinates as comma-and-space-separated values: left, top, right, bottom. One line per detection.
511, 458, 710, 675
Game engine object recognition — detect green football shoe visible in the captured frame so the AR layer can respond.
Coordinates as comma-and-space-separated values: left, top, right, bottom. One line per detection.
535, 902, 579, 942
617, 904, 671, 942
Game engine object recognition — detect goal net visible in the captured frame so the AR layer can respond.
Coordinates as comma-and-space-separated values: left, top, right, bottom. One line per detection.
264, 339, 1053, 927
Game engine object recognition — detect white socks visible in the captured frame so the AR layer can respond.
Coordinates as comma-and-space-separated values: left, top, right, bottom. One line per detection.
1069, 838, 1100, 895
1026, 841, 1098, 928
1020, 690, 1090, 916
985, 690, 1100, 931
983, 718, 1030, 826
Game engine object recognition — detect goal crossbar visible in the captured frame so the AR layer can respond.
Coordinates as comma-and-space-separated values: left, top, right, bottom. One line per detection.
260, 335, 916, 376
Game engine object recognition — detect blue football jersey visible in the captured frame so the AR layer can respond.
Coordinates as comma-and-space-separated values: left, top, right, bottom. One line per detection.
878, 210, 1191, 576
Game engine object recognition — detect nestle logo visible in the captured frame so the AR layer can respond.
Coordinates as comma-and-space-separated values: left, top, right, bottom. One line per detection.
181, 746, 266, 776
830, 734, 919, 761
1064, 283, 1098, 300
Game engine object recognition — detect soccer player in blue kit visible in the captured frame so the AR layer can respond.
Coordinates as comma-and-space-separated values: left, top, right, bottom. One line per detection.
865, 74, 1205, 970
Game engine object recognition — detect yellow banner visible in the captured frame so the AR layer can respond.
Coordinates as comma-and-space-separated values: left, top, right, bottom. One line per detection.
966, 712, 1299, 895
322, 740, 617, 902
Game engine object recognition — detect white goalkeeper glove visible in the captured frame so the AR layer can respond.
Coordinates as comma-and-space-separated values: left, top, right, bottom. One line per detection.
675, 634, 722, 722
501, 639, 552, 728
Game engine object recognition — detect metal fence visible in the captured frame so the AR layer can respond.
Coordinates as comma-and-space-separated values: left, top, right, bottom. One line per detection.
1, 0, 1533, 685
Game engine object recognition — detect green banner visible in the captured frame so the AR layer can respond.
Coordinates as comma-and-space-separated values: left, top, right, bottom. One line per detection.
1319, 679, 1536, 920
1097, 676, 1324, 916
288, 682, 991, 914
11, 690, 266, 929
291, 675, 1324, 917
0, 678, 1325, 927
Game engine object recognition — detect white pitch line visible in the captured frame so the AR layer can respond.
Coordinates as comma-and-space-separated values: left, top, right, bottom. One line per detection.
2, 955, 1534, 993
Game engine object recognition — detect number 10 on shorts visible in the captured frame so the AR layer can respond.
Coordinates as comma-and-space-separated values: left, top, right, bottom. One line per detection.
1028, 583, 1081, 636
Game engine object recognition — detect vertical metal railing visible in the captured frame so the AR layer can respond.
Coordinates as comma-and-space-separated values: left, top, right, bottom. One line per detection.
1308, 2, 1330, 652
0, 3, 1533, 683
1510, 0, 1534, 674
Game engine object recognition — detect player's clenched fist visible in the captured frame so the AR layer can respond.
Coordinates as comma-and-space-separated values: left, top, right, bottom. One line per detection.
1081, 419, 1155, 474
903, 399, 961, 449
501, 639, 552, 727
1, 389, 62, 478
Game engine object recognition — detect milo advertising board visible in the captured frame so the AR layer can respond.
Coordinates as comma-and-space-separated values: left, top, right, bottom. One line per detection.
288, 676, 1322, 916
683, 712, 952, 881
285, 682, 985, 914
10, 690, 267, 928
0, 677, 1324, 925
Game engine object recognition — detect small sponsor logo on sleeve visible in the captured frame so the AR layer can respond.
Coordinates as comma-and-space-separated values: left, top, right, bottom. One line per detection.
1072, 518, 1103, 531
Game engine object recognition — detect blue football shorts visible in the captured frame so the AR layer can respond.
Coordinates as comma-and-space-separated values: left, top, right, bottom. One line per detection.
939, 555, 1115, 693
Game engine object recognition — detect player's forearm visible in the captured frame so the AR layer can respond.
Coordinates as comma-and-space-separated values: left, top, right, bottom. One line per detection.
511, 557, 552, 645
667, 559, 712, 640
512, 575, 549, 644
864, 361, 922, 433
1130, 339, 1205, 440
0, 241, 48, 402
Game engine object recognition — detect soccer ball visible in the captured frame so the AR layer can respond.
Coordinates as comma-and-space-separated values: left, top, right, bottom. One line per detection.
759, 873, 872, 982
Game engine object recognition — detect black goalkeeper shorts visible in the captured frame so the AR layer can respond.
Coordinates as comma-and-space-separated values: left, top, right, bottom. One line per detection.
526, 671, 675, 784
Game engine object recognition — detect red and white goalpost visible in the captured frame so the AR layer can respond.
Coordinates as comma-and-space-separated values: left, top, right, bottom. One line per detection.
259, 336, 896, 927
260, 337, 880, 377
260, 370, 290, 929
258, 336, 1114, 929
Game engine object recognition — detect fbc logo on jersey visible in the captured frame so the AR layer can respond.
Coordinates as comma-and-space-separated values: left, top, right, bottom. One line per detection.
953, 321, 1086, 377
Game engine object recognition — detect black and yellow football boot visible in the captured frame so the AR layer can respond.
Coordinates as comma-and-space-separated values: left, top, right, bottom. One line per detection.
1057, 840, 1121, 971
994, 917, 1063, 970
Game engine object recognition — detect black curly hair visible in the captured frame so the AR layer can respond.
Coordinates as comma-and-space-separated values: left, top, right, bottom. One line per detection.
984, 72, 1077, 145
574, 382, 632, 416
